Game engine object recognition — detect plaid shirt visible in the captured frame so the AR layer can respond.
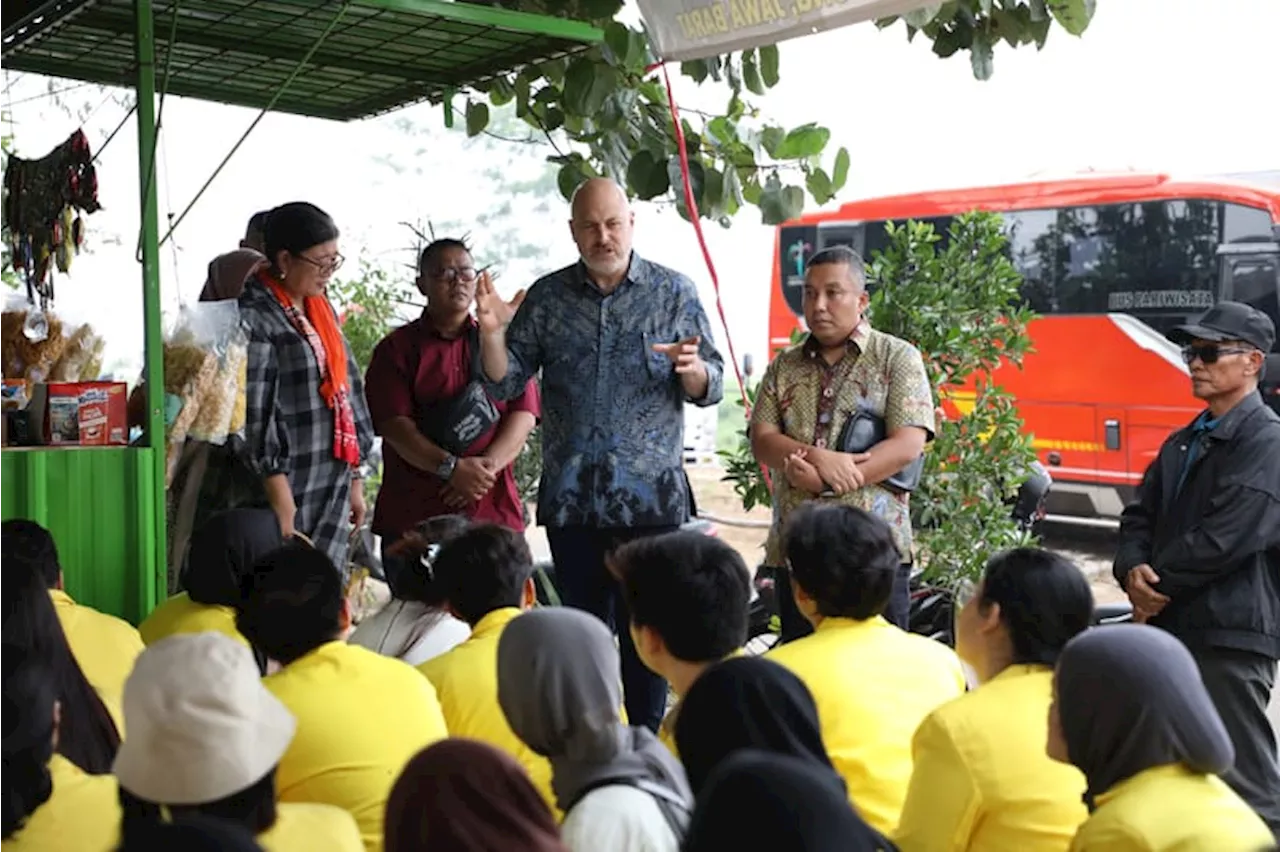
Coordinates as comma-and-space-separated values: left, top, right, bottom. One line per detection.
489, 254, 724, 528
193, 280, 374, 573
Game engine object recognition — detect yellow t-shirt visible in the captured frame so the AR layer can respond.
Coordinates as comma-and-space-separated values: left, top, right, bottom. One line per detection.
895, 665, 1088, 852
50, 589, 144, 720
138, 592, 249, 647
258, 802, 364, 852
1069, 764, 1273, 852
768, 615, 965, 835
1, 754, 121, 852
419, 608, 556, 814
264, 641, 447, 852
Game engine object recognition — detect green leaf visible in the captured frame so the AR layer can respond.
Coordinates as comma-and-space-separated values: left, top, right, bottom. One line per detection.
970, 32, 994, 80
538, 58, 567, 85
706, 116, 737, 145
604, 22, 634, 66
702, 167, 725, 214
977, 0, 992, 13
489, 77, 515, 107
1047, 0, 1095, 35
742, 50, 766, 96
832, 147, 850, 191
626, 150, 670, 200
1030, 15, 1051, 48
563, 58, 616, 116
557, 161, 589, 202
759, 44, 780, 88
1029, 0, 1049, 21
759, 182, 805, 225
874, 15, 898, 28
723, 165, 744, 215
903, 2, 943, 27
543, 107, 565, 132
774, 123, 830, 160
742, 178, 763, 205
806, 168, 835, 205
667, 156, 706, 219
681, 59, 710, 83
760, 126, 786, 158
465, 101, 490, 137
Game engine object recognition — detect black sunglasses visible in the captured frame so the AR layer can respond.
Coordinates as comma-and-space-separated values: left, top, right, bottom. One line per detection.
1180, 344, 1255, 365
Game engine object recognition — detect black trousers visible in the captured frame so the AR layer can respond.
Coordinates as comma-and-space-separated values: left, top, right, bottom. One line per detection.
775, 562, 913, 643
545, 525, 678, 733
1192, 647, 1280, 837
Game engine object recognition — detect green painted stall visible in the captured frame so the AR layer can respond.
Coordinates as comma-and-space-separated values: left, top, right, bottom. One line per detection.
2, 0, 598, 623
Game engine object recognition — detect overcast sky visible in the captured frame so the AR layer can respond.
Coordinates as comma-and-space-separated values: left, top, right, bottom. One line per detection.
3, 0, 1276, 379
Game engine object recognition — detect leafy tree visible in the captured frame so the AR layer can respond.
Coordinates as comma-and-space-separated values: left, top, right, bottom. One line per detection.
719, 212, 1039, 586
459, 0, 1095, 223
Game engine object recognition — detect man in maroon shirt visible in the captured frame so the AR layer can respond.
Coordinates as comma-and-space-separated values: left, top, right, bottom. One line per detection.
365, 239, 539, 581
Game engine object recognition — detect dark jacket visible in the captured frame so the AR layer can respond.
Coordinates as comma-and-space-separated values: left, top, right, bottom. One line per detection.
1113, 392, 1280, 658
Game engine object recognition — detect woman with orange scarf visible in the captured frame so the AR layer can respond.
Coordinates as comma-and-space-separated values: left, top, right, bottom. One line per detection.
226, 202, 374, 576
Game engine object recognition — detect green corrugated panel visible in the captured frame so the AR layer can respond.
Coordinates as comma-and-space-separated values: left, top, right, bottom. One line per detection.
1, 447, 161, 624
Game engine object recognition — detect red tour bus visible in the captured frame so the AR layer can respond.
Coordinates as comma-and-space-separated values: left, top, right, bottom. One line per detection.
768, 173, 1280, 523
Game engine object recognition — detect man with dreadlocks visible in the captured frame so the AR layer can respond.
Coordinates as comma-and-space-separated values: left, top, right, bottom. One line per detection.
364, 238, 539, 592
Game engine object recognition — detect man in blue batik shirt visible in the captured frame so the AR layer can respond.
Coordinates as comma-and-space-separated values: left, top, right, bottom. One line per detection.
475, 177, 725, 730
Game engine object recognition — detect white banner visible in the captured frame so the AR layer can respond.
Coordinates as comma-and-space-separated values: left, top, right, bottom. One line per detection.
637, 0, 941, 61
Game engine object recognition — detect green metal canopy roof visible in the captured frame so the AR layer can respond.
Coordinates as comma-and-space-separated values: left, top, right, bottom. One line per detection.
1, 0, 601, 121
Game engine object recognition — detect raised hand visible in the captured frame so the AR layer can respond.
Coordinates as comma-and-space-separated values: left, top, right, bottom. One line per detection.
651, 335, 704, 375
474, 270, 525, 335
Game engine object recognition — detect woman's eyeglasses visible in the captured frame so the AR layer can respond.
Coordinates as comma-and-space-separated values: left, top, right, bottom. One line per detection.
295, 252, 345, 275
1180, 344, 1255, 365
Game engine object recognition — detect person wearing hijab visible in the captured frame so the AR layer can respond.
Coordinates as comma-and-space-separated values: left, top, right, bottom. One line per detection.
1049, 624, 1273, 851
139, 509, 282, 648
673, 656, 837, 797
496, 608, 693, 852
206, 202, 374, 579
683, 751, 897, 852
385, 739, 568, 852
896, 549, 1094, 852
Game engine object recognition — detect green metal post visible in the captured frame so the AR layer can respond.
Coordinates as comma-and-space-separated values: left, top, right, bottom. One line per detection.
135, 0, 166, 614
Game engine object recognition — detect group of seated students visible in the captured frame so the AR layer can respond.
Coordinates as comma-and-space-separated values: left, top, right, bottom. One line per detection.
2, 503, 1276, 852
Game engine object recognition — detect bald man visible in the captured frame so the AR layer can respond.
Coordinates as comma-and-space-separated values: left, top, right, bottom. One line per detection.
475, 178, 725, 731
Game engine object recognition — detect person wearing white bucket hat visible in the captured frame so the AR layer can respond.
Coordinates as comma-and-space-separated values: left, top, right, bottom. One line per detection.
112, 632, 362, 852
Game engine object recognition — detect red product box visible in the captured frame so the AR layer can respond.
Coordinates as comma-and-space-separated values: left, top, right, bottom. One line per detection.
31, 382, 128, 446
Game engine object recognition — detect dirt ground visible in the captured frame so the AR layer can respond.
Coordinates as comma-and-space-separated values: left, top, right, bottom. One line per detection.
528, 466, 1129, 604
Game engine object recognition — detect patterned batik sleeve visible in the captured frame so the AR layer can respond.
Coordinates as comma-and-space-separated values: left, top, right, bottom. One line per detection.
675, 275, 725, 406
346, 340, 376, 465
749, 356, 784, 434
243, 324, 290, 476
885, 342, 937, 441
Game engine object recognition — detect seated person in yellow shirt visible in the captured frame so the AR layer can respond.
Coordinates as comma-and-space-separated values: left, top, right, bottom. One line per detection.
139, 509, 282, 651
3, 552, 121, 777
416, 525, 552, 810
1, 651, 121, 852
767, 504, 966, 835
236, 544, 448, 852
117, 816, 264, 852
675, 656, 840, 796
1049, 624, 1273, 852
610, 531, 752, 756
3, 519, 144, 714
895, 548, 1094, 852
112, 632, 363, 852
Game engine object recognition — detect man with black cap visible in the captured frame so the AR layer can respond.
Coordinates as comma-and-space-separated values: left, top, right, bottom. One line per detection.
1114, 300, 1280, 836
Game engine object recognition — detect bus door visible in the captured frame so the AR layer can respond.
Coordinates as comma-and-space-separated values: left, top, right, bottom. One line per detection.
1219, 241, 1280, 413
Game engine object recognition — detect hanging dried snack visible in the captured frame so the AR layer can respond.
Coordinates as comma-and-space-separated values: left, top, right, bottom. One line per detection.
188, 338, 247, 445
48, 323, 101, 381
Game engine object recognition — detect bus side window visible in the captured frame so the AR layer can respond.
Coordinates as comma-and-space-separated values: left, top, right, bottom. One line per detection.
1004, 208, 1059, 314
1230, 256, 1280, 352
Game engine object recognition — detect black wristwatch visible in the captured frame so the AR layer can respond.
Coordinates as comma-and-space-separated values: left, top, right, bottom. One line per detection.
436, 453, 458, 480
